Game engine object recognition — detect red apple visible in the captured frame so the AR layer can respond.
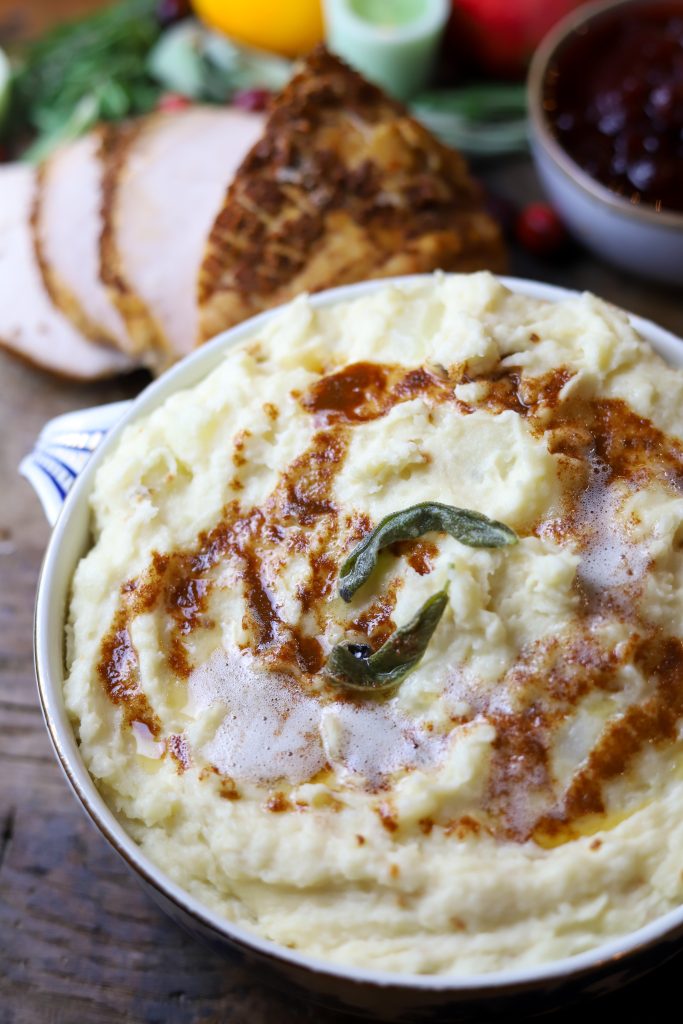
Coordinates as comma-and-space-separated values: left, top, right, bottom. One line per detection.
447, 0, 590, 79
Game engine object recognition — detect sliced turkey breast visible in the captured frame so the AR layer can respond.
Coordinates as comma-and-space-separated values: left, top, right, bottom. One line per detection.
100, 106, 264, 365
0, 164, 133, 380
34, 130, 134, 355
197, 48, 506, 344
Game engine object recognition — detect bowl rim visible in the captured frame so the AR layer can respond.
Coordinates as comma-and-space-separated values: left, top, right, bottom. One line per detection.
34, 273, 683, 994
527, 0, 683, 232
324, 0, 451, 42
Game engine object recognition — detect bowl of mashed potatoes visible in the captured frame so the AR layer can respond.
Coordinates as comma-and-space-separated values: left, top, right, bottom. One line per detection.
33, 273, 683, 1018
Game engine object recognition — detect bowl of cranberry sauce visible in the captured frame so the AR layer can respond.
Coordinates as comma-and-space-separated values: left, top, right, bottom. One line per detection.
528, 0, 683, 286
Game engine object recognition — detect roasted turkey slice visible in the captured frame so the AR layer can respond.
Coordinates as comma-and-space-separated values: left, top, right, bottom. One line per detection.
0, 164, 134, 380
100, 106, 264, 365
34, 129, 135, 355
197, 47, 506, 343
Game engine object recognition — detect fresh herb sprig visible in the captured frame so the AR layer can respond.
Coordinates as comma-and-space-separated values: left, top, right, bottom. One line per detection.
325, 589, 449, 693
325, 502, 517, 694
338, 502, 517, 603
8, 0, 163, 161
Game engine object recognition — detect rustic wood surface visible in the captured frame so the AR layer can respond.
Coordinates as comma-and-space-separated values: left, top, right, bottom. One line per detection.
0, 0, 103, 41
2, 3, 683, 1022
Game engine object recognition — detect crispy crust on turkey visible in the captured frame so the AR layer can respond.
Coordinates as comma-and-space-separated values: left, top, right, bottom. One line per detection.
32, 160, 105, 343
0, 164, 134, 381
197, 47, 506, 343
32, 128, 135, 354
99, 108, 264, 367
99, 119, 168, 365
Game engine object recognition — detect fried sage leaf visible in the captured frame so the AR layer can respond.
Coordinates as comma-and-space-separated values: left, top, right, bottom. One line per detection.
325, 589, 449, 693
339, 502, 517, 602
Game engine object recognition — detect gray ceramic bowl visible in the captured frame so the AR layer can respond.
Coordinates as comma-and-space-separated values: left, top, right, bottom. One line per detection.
26, 276, 683, 1020
527, 0, 683, 287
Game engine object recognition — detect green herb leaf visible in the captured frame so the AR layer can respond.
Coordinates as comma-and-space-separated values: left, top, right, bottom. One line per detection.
339, 502, 517, 602
9, 0, 162, 159
325, 589, 449, 693
411, 84, 528, 156
148, 21, 292, 103
21, 93, 100, 163
0, 48, 12, 135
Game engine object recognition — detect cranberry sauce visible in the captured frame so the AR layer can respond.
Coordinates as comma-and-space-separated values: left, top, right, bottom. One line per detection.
543, 2, 683, 213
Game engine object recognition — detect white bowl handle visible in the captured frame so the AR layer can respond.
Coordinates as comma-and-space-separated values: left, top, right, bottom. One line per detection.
19, 400, 133, 528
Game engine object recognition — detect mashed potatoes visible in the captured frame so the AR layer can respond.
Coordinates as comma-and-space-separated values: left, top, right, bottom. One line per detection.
65, 273, 683, 975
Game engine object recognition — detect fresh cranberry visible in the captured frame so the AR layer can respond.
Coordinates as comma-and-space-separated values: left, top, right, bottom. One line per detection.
232, 88, 272, 113
156, 92, 192, 113
156, 0, 190, 26
545, 5, 683, 213
515, 202, 567, 256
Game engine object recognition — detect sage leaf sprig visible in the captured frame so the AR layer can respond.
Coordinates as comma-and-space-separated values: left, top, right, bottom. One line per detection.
325, 589, 449, 693
339, 502, 517, 602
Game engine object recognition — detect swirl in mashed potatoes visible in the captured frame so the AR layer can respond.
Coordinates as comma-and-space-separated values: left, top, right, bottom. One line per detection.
65, 273, 683, 975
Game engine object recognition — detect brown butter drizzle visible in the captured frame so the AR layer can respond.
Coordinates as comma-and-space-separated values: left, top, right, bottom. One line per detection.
97, 552, 171, 737
301, 361, 452, 425
348, 577, 402, 647
95, 359, 450, 774
553, 633, 683, 824
458, 364, 683, 840
390, 539, 437, 577
95, 357, 683, 841
167, 732, 192, 773
97, 611, 160, 737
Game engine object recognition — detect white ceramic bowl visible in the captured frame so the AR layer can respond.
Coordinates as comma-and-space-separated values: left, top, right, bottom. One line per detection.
26, 276, 683, 1019
527, 0, 683, 287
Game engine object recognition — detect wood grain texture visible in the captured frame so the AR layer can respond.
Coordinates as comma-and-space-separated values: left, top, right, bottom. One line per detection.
1, 0, 683, 1014
0, 0, 106, 42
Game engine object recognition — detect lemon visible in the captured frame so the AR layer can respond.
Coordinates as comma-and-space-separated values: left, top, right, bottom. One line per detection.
191, 0, 324, 57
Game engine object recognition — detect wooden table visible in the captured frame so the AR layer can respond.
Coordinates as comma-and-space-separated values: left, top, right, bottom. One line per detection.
1, 4, 683, 1020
